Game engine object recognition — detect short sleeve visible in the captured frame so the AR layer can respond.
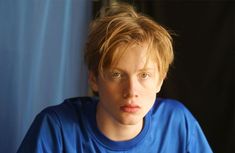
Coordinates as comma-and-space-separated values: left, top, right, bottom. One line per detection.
17, 108, 62, 153
187, 121, 213, 153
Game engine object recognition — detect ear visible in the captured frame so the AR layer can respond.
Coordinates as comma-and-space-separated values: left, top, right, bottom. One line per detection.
156, 79, 164, 93
88, 71, 98, 92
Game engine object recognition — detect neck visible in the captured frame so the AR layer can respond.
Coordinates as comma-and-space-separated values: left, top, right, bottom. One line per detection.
96, 103, 143, 141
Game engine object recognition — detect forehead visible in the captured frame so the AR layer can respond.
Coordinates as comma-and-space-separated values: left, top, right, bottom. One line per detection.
109, 43, 158, 70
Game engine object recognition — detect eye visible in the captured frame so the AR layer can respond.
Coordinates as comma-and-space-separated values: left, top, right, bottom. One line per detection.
111, 71, 122, 79
139, 72, 150, 79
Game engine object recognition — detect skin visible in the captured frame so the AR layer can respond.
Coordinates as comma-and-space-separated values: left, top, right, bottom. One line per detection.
89, 43, 163, 141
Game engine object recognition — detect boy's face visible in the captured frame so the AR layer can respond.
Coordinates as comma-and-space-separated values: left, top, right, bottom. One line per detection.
90, 43, 163, 126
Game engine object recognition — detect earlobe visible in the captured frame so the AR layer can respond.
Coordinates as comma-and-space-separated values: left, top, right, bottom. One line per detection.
89, 72, 98, 92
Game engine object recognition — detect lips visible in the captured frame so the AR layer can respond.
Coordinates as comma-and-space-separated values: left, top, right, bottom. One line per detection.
120, 104, 140, 113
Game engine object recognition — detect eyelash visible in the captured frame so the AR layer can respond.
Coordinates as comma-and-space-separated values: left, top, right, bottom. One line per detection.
111, 71, 122, 79
110, 71, 151, 80
139, 72, 151, 79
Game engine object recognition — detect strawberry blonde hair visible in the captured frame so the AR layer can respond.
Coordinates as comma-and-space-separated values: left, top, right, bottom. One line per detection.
85, 3, 174, 80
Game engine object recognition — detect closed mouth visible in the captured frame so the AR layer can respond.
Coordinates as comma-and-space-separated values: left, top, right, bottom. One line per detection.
120, 104, 140, 113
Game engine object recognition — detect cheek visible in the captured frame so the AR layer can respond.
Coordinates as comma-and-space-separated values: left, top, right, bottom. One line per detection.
141, 92, 156, 114
145, 90, 157, 102
140, 82, 158, 103
138, 84, 156, 100
144, 77, 163, 93
98, 81, 121, 97
141, 81, 158, 93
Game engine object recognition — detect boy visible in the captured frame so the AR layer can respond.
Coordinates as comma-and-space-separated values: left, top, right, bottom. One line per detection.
17, 3, 213, 153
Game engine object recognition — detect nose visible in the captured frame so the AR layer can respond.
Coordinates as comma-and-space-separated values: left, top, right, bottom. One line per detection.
122, 77, 139, 99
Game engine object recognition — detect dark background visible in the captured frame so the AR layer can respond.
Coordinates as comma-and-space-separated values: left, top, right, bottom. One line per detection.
93, 0, 234, 152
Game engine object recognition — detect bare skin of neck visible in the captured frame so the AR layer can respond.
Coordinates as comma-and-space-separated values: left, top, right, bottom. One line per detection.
96, 103, 143, 141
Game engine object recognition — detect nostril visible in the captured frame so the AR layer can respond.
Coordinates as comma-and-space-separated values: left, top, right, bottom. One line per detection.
122, 92, 138, 99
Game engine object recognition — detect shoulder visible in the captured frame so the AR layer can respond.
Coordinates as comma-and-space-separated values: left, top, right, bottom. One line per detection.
42, 96, 95, 113
17, 97, 97, 152
38, 97, 97, 125
147, 99, 213, 152
150, 98, 197, 130
151, 98, 200, 144
152, 98, 192, 116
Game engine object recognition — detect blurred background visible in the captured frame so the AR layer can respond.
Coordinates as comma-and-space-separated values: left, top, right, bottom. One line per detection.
0, 0, 234, 153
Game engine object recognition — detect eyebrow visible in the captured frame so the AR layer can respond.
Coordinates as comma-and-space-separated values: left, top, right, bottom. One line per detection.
109, 67, 156, 72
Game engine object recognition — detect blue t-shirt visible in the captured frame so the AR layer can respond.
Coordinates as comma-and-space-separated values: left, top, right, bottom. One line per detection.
17, 97, 213, 153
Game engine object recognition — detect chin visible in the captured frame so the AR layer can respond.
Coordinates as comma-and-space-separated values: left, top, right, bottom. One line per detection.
119, 117, 143, 126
